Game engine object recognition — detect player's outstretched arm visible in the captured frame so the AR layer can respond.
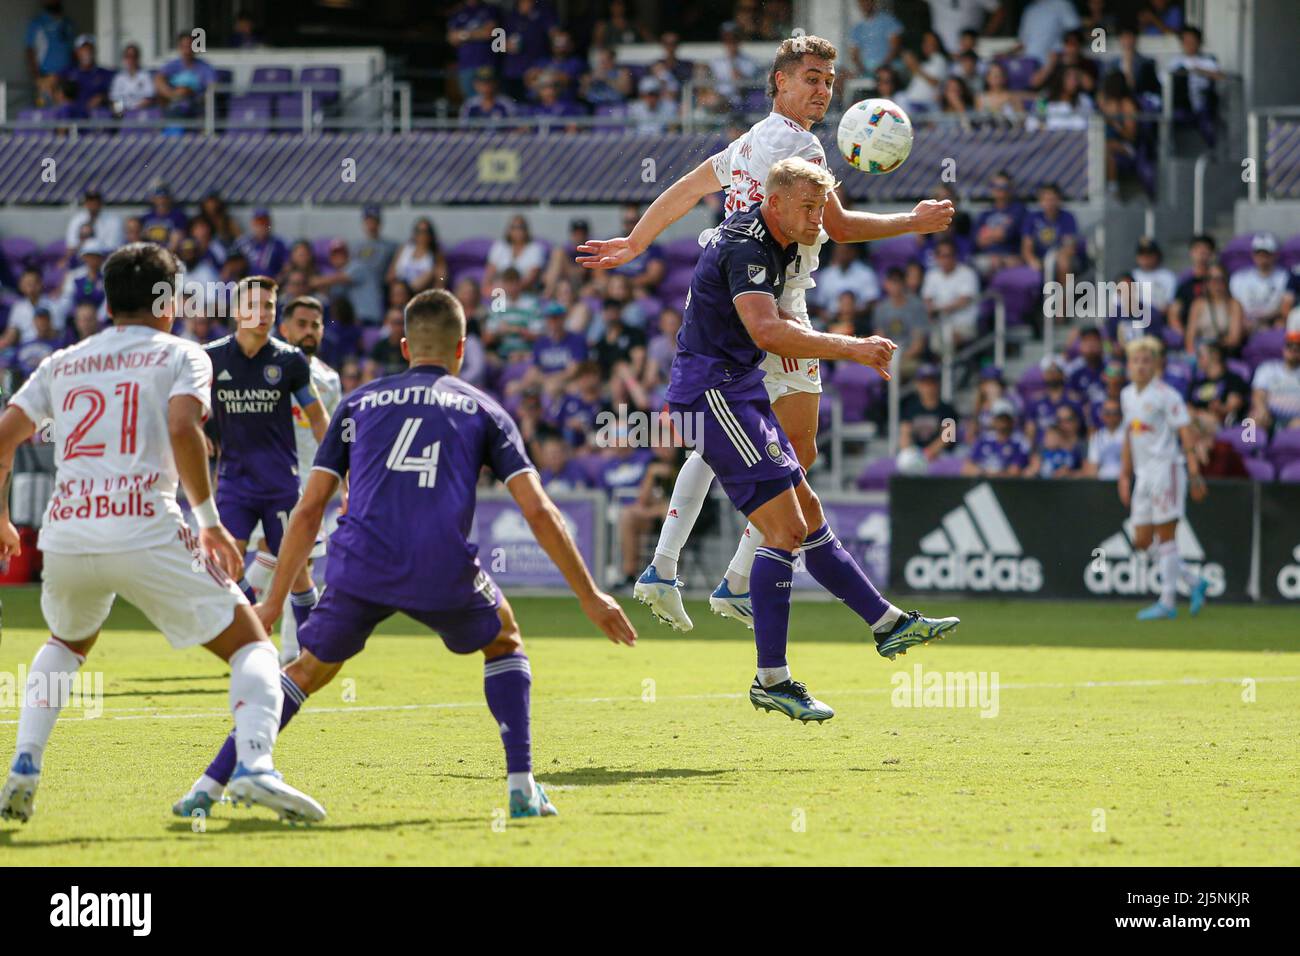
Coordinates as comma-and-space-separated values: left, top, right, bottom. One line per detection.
575, 156, 721, 270
257, 469, 339, 630
0, 407, 37, 562
738, 293, 897, 378
822, 189, 955, 244
169, 395, 245, 581
506, 471, 636, 646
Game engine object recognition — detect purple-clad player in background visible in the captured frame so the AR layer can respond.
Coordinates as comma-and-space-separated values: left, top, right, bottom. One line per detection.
667, 157, 959, 723
174, 289, 636, 819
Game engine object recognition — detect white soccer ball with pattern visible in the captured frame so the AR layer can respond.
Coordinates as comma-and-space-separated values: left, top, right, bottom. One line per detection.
837, 98, 913, 174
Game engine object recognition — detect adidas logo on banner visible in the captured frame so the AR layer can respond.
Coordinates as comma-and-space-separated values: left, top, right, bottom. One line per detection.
903, 483, 1043, 592
1086, 519, 1224, 597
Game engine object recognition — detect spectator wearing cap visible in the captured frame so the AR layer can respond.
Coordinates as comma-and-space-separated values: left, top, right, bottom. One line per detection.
1014, 0, 1081, 65
1250, 317, 1300, 434
460, 67, 518, 121
627, 75, 678, 135
139, 185, 189, 246
710, 23, 760, 105
64, 187, 123, 263
1132, 237, 1177, 314
1025, 356, 1085, 446
900, 364, 959, 462
529, 73, 586, 133
26, 0, 77, 106
16, 307, 63, 373
1, 268, 60, 351
108, 43, 155, 113
1229, 233, 1293, 332
533, 303, 589, 394
1167, 27, 1223, 147
547, 360, 605, 446
232, 208, 289, 277
61, 35, 114, 113
1021, 183, 1079, 287
1184, 263, 1244, 357
922, 239, 980, 351
349, 205, 397, 325
503, 0, 556, 99
446, 0, 499, 101
963, 398, 1029, 476
849, 0, 904, 80
483, 215, 546, 294
1082, 396, 1125, 479
1167, 234, 1217, 336
155, 31, 218, 117
870, 267, 930, 382
972, 171, 1025, 275
544, 218, 592, 299
57, 240, 108, 320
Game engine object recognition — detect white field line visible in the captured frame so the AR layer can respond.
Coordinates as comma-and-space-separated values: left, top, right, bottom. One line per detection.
0, 674, 1296, 725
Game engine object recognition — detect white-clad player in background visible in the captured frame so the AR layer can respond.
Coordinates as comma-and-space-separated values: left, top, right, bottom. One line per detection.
245, 294, 343, 664
578, 34, 954, 630
1118, 336, 1211, 620
0, 243, 323, 823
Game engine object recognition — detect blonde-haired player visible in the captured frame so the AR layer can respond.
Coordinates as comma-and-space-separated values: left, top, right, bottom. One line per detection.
1118, 336, 1211, 620
579, 34, 953, 631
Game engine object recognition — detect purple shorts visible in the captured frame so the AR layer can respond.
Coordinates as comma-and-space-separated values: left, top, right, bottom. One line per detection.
669, 388, 803, 515
217, 488, 299, 553
299, 579, 504, 663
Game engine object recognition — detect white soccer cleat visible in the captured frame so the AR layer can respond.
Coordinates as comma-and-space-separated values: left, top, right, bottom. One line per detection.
0, 753, 41, 824
226, 764, 326, 824
633, 565, 694, 632
709, 579, 754, 629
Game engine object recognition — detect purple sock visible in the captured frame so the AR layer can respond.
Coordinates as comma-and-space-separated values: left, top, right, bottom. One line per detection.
751, 546, 794, 668
205, 672, 306, 785
802, 523, 891, 626
290, 587, 318, 630
483, 653, 532, 774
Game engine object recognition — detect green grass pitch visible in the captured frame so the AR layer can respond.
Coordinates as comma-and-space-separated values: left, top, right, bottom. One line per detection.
0, 585, 1296, 866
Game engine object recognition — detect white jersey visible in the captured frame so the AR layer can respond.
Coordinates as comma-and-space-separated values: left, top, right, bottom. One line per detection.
292, 354, 342, 487
708, 111, 830, 316
1121, 379, 1190, 473
9, 324, 214, 555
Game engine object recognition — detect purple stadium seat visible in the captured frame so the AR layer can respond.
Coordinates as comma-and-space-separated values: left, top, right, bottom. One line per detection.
868, 236, 922, 276
1, 238, 40, 270
658, 266, 695, 305
252, 66, 293, 87
1243, 328, 1286, 369
742, 89, 768, 113
1227, 358, 1252, 382
1217, 425, 1266, 458
41, 240, 66, 264
41, 262, 65, 294
1278, 460, 1300, 483
927, 454, 966, 477
1267, 428, 1300, 468
1244, 457, 1275, 482
299, 66, 342, 108
1220, 234, 1258, 276
830, 360, 882, 423
14, 108, 52, 135
857, 455, 897, 491
360, 327, 388, 353
1279, 234, 1300, 272
312, 237, 339, 266
274, 93, 307, 125
593, 103, 627, 133
450, 265, 485, 291
120, 107, 162, 135
228, 94, 273, 132
446, 237, 494, 274
664, 235, 703, 270
998, 56, 1041, 91
989, 266, 1042, 328
1017, 363, 1046, 405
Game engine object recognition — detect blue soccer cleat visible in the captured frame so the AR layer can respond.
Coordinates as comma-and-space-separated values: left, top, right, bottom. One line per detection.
633, 565, 693, 631
1137, 601, 1176, 621
749, 677, 834, 723
1189, 577, 1210, 617
0, 752, 40, 824
171, 788, 220, 820
709, 579, 753, 629
510, 783, 559, 818
226, 763, 325, 824
875, 610, 960, 661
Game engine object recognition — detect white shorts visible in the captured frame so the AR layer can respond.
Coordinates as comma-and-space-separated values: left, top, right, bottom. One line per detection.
41, 526, 248, 648
762, 353, 823, 402
1131, 460, 1187, 527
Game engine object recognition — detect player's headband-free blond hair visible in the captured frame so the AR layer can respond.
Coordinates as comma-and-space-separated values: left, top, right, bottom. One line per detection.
765, 157, 839, 199
1124, 335, 1164, 360
767, 34, 838, 99
405, 289, 466, 358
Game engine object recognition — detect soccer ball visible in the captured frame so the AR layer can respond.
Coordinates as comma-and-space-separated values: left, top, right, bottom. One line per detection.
836, 98, 913, 174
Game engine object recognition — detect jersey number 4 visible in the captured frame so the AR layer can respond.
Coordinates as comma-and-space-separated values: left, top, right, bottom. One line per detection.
62, 383, 140, 459
385, 417, 440, 488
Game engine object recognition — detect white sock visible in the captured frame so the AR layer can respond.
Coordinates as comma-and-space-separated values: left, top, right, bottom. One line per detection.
725, 524, 763, 594
16, 639, 85, 769
192, 773, 226, 800
757, 665, 791, 687
228, 641, 282, 774
507, 771, 535, 798
280, 594, 299, 664
246, 551, 277, 594
871, 606, 905, 634
652, 451, 716, 581
1158, 540, 1180, 607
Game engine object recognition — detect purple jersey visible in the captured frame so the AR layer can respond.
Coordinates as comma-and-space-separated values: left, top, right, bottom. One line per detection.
1027, 393, 1084, 435
533, 331, 587, 373
969, 434, 1030, 472
666, 205, 795, 404
1022, 208, 1078, 259
232, 233, 290, 277
973, 203, 1025, 256
448, 1, 497, 70
313, 364, 534, 611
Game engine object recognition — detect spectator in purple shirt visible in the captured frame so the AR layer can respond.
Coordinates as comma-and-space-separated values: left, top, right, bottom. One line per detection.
154, 31, 218, 117
505, 0, 557, 99
972, 170, 1025, 276
447, 0, 499, 101
139, 185, 189, 245
963, 399, 1031, 476
47, 78, 87, 127
1020, 182, 1080, 286
534, 30, 586, 100
530, 74, 585, 133
1066, 325, 1107, 407
532, 426, 594, 492
533, 303, 588, 387
460, 67, 518, 121
61, 35, 113, 112
232, 208, 290, 277
548, 360, 605, 446
1025, 357, 1086, 446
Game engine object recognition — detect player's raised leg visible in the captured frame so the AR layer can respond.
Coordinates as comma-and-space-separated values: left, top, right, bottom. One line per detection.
633, 449, 716, 631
